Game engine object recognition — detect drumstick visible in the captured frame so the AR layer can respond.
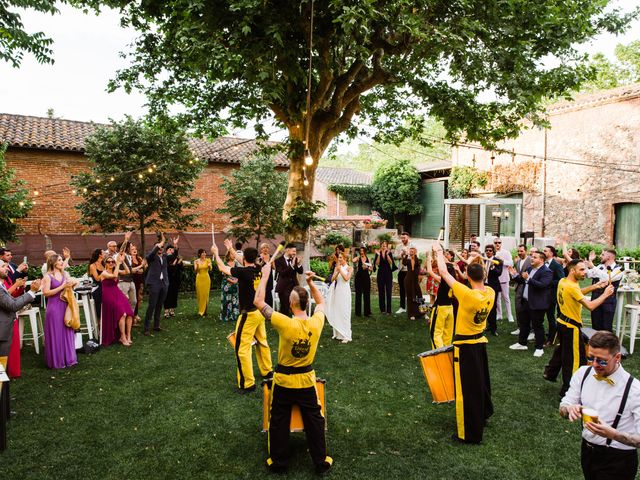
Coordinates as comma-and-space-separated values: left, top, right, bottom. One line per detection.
310, 274, 326, 282
211, 223, 215, 245
268, 241, 287, 264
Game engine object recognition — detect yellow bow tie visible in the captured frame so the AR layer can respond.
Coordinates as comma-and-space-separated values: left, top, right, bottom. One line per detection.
593, 374, 615, 385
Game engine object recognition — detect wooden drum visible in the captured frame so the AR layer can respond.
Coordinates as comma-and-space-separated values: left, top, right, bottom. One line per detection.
417, 345, 455, 404
261, 378, 327, 432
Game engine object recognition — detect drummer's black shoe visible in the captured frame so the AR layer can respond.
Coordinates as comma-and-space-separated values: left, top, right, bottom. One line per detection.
238, 385, 256, 394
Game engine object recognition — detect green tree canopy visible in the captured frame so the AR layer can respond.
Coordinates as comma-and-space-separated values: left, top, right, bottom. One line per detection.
71, 116, 203, 253
584, 40, 640, 91
74, 0, 635, 238
371, 159, 422, 225
216, 155, 288, 246
0, 143, 32, 243
1, 1, 58, 67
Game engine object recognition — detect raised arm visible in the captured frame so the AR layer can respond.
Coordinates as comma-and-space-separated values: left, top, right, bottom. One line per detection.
210, 244, 232, 276
582, 280, 608, 295
254, 263, 274, 320
426, 251, 441, 282
433, 244, 456, 289
306, 271, 325, 313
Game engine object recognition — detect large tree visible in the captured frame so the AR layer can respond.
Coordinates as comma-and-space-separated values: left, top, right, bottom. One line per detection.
71, 116, 203, 253
1, 1, 58, 67
0, 143, 32, 243
216, 154, 288, 246
76, 0, 635, 238
371, 159, 422, 229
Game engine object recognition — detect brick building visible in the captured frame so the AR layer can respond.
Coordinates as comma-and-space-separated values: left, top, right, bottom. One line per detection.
313, 167, 372, 218
451, 84, 640, 249
0, 113, 289, 257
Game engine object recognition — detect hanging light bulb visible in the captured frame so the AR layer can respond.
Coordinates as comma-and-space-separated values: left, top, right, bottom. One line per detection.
138, 173, 144, 179
18, 201, 24, 207
304, 149, 313, 166
303, 176, 309, 186
147, 167, 153, 173
83, 188, 88, 193
33, 190, 39, 196
110, 176, 115, 182
71, 190, 77, 195
96, 178, 101, 184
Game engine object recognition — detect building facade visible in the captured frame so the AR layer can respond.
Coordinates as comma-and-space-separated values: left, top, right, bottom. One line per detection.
451, 84, 640, 249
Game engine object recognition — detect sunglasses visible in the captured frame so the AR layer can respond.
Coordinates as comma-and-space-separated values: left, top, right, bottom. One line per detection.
106, 260, 115, 264
586, 356, 609, 367
494, 242, 502, 244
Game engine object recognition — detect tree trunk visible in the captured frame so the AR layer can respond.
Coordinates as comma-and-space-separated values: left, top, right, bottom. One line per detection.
282, 126, 318, 243
139, 217, 146, 256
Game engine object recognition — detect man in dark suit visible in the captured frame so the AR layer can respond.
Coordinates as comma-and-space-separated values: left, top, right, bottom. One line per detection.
483, 244, 503, 336
144, 237, 174, 335
543, 245, 565, 344
511, 244, 532, 336
0, 248, 29, 287
274, 243, 303, 316
509, 251, 553, 357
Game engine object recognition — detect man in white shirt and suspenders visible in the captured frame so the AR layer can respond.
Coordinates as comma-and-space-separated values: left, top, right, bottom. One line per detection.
560, 331, 640, 480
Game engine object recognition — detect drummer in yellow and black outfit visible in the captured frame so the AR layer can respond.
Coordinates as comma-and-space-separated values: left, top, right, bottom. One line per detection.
254, 261, 333, 475
543, 259, 614, 396
434, 243, 494, 444
211, 240, 273, 393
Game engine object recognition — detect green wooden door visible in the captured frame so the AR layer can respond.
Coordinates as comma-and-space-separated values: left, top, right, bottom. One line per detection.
412, 181, 445, 238
615, 203, 640, 250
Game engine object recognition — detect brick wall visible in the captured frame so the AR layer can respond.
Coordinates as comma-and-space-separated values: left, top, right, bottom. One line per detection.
312, 180, 349, 217
5, 146, 247, 235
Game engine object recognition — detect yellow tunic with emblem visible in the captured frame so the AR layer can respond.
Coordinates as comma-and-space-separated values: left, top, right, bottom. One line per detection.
271, 310, 325, 388
451, 282, 494, 344
556, 278, 584, 325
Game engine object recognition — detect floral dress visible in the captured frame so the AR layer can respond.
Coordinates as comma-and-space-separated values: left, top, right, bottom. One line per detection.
220, 274, 240, 322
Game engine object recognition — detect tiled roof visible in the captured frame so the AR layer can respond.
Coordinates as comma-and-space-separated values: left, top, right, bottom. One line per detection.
547, 84, 640, 115
315, 167, 372, 186
0, 113, 289, 166
416, 160, 452, 173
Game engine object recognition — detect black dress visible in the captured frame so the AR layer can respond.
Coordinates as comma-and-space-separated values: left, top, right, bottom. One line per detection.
373, 251, 394, 314
164, 256, 183, 309
403, 257, 422, 319
353, 256, 372, 316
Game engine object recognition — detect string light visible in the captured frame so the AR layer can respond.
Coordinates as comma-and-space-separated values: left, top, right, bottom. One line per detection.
95, 178, 101, 184
33, 190, 39, 196
147, 167, 153, 173
71, 189, 77, 195
18, 201, 24, 207
302, 0, 315, 172
110, 176, 115, 182
82, 188, 87, 193
138, 173, 143, 179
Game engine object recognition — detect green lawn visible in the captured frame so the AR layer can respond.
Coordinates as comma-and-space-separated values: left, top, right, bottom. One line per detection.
2, 292, 638, 480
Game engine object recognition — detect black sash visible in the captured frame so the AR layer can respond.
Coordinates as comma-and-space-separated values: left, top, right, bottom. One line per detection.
453, 332, 485, 342
559, 312, 582, 328
275, 364, 313, 375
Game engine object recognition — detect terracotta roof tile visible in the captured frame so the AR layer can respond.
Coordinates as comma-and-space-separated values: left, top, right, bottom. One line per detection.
315, 167, 372, 186
0, 113, 289, 166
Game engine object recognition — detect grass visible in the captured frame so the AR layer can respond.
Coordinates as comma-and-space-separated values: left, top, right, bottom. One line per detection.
1, 291, 638, 480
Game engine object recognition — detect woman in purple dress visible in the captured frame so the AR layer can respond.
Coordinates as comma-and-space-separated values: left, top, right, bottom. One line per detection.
42, 254, 78, 369
100, 256, 134, 347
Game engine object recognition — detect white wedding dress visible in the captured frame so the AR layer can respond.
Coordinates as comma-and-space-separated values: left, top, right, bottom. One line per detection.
326, 265, 352, 342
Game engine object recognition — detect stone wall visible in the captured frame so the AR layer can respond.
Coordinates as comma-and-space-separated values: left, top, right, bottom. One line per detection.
451, 87, 640, 245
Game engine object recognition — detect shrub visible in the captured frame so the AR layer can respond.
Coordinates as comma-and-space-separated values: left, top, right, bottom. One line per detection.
323, 231, 352, 248
310, 259, 331, 279
377, 232, 394, 245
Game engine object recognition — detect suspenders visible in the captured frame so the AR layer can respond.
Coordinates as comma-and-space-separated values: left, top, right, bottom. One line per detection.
580, 366, 636, 447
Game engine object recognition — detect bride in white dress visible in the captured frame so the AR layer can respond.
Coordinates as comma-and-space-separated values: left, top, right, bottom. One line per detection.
326, 252, 353, 343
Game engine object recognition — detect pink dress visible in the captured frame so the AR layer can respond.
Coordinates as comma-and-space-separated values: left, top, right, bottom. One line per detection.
101, 278, 134, 346
44, 275, 77, 369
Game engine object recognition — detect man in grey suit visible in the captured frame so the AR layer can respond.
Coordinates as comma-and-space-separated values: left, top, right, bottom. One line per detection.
511, 244, 532, 336
0, 261, 41, 357
143, 237, 177, 335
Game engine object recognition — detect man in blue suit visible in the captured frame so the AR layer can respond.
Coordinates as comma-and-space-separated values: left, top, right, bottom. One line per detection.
509, 251, 553, 357
543, 245, 565, 344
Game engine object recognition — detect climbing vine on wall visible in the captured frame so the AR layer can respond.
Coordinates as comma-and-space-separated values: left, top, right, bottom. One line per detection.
448, 166, 489, 198
327, 184, 373, 204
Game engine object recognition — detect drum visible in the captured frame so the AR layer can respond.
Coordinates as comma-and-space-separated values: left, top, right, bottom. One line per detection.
417, 345, 455, 404
261, 378, 327, 432
226, 331, 257, 348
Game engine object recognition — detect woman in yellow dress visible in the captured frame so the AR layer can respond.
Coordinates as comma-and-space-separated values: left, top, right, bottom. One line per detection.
194, 249, 212, 316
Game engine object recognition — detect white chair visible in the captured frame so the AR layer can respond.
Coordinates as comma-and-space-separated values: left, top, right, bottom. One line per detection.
18, 307, 44, 354
620, 304, 640, 354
